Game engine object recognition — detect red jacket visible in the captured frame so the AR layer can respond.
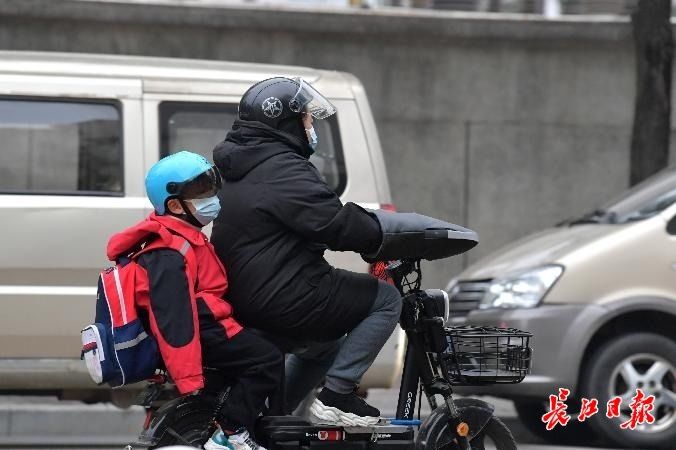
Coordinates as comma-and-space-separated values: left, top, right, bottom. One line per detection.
106, 213, 243, 394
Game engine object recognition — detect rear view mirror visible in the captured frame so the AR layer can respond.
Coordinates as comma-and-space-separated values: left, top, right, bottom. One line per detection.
668, 214, 676, 235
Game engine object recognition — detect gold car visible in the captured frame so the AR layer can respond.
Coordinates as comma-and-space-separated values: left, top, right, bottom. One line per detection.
448, 167, 676, 448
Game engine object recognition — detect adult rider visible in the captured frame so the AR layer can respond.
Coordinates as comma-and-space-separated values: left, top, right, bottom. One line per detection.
210, 77, 401, 426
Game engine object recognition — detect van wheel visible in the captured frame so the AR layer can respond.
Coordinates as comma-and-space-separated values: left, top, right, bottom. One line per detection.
580, 333, 676, 449
513, 400, 597, 445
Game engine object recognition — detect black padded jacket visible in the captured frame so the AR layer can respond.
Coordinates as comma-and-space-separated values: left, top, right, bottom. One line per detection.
211, 120, 382, 340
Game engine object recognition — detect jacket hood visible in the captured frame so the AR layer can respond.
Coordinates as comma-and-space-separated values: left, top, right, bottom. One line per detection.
107, 218, 164, 261
213, 120, 309, 182
106, 213, 205, 261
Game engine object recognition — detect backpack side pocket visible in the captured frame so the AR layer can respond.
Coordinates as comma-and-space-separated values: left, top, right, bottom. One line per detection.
81, 323, 119, 385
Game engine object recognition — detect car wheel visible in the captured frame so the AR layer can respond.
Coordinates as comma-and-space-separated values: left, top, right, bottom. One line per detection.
513, 400, 597, 445
580, 332, 676, 449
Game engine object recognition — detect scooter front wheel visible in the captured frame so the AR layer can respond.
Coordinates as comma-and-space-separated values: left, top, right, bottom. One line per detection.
416, 406, 516, 450
466, 416, 516, 450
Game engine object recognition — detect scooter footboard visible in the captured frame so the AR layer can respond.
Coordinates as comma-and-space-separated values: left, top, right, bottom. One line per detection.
257, 417, 415, 450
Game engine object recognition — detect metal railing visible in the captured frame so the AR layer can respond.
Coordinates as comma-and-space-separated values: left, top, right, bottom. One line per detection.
85, 0, 670, 17
416, 0, 638, 15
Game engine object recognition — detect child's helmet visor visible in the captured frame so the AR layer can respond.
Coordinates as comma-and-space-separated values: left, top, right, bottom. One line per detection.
289, 77, 337, 120
170, 166, 222, 199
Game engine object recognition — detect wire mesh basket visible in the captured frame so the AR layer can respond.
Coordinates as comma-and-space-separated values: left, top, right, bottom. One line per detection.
442, 325, 532, 385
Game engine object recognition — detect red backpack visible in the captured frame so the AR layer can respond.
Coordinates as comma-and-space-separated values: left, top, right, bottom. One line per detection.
81, 234, 196, 387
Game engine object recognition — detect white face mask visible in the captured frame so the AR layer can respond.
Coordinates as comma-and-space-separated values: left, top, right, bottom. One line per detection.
305, 127, 318, 153
187, 195, 221, 226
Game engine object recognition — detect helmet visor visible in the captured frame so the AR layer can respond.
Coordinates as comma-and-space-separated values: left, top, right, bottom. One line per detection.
290, 77, 337, 120
177, 166, 222, 199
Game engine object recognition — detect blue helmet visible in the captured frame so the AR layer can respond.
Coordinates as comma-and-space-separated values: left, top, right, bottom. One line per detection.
145, 151, 222, 215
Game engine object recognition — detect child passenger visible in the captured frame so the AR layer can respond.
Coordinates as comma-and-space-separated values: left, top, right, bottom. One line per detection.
105, 151, 282, 450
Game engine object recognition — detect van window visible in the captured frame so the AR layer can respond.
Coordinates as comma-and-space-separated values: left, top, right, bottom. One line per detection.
160, 102, 237, 163
0, 98, 123, 195
159, 101, 346, 195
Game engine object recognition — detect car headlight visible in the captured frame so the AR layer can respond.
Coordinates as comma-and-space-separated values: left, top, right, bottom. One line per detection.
479, 265, 563, 309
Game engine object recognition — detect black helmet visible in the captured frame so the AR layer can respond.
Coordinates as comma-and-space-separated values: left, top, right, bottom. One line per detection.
238, 77, 336, 140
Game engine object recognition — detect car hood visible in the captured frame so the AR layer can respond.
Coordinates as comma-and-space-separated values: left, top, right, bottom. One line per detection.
460, 224, 619, 280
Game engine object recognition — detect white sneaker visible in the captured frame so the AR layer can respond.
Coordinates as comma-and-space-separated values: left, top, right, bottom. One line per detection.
204, 428, 267, 450
310, 398, 380, 427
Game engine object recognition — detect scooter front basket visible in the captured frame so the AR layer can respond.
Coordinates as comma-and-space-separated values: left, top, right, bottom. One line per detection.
442, 325, 533, 385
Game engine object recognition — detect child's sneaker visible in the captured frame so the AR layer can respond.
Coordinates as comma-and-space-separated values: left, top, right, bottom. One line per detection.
204, 428, 267, 450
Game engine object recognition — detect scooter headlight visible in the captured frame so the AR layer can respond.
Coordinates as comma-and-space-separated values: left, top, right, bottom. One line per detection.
424, 289, 450, 322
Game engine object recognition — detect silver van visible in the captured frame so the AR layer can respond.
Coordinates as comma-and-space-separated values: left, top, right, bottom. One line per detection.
447, 167, 676, 448
0, 51, 402, 403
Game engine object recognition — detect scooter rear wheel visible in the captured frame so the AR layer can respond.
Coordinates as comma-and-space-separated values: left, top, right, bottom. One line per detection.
149, 408, 215, 449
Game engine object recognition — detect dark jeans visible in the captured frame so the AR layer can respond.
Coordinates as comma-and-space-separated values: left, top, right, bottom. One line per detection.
276, 280, 402, 412
200, 325, 284, 430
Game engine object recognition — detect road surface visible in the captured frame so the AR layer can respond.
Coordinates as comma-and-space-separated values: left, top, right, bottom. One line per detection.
0, 390, 616, 449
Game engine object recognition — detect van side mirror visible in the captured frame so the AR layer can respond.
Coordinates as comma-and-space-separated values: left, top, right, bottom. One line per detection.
668, 214, 676, 235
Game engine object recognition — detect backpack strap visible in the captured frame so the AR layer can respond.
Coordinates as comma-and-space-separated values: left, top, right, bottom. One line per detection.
134, 235, 198, 281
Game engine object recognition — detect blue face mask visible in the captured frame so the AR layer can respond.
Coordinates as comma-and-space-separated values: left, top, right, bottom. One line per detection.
305, 127, 318, 153
187, 195, 221, 226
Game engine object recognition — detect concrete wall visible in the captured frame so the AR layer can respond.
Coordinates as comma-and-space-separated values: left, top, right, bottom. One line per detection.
1, 0, 674, 287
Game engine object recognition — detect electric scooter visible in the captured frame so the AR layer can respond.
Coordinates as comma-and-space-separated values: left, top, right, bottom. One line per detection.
126, 212, 532, 450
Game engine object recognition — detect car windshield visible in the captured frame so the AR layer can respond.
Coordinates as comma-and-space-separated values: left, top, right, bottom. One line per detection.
567, 168, 676, 225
